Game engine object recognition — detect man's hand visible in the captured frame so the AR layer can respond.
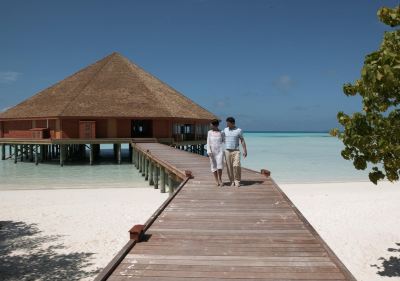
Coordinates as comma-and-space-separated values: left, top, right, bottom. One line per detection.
207, 152, 213, 157
243, 151, 247, 158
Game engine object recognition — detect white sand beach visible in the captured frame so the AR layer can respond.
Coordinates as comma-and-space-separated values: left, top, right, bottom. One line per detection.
280, 181, 400, 281
0, 187, 168, 281
0, 181, 399, 281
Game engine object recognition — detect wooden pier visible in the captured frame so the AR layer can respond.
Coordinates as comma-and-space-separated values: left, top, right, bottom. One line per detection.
96, 143, 356, 281
0, 138, 205, 167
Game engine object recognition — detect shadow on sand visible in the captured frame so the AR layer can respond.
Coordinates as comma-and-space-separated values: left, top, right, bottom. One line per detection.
0, 220, 100, 281
371, 243, 400, 277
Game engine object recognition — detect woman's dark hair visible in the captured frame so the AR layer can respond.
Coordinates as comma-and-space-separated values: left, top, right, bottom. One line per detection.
211, 119, 220, 126
226, 117, 235, 124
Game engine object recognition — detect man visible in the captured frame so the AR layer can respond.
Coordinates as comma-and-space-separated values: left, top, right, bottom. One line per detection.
223, 117, 247, 187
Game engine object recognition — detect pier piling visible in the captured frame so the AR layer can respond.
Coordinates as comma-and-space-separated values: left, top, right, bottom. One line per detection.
160, 167, 166, 193
1, 144, 5, 160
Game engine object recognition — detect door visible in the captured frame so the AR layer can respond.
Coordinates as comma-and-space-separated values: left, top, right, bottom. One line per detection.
132, 120, 153, 138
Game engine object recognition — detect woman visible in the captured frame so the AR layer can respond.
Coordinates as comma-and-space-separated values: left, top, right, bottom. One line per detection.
206, 119, 225, 186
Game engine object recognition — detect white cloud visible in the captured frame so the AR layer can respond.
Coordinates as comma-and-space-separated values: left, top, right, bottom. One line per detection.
273, 75, 295, 94
0, 72, 21, 83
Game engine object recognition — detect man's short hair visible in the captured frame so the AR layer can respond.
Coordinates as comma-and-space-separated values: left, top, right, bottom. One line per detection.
211, 119, 220, 126
226, 117, 235, 124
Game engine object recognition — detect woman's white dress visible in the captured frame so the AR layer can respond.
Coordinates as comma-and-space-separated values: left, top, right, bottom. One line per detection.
206, 130, 224, 172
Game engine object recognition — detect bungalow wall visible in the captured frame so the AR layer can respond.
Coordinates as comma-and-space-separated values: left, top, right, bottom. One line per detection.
117, 119, 131, 138
153, 120, 171, 138
61, 119, 79, 138
3, 120, 32, 138
96, 119, 108, 138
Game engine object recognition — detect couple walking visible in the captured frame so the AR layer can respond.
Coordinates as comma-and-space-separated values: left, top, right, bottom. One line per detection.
206, 117, 247, 187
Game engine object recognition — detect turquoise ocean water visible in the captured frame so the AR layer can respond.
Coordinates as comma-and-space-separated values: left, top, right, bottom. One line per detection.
0, 133, 370, 190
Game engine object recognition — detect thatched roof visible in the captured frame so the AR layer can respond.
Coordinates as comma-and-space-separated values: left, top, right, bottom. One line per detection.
0, 52, 217, 120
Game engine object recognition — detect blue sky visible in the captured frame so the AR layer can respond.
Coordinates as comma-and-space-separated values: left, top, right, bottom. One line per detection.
0, 0, 398, 131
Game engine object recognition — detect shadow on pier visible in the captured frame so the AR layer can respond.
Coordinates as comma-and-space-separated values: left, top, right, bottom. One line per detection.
0, 220, 100, 281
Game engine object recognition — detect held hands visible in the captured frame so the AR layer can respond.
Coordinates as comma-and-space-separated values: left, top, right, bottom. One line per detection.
207, 152, 213, 157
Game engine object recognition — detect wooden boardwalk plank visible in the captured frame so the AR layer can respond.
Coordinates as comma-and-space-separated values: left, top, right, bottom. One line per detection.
101, 143, 356, 281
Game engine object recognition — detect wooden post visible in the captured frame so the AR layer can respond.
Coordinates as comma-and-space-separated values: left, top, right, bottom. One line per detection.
129, 224, 144, 242
47, 145, 51, 160
144, 157, 149, 180
154, 164, 159, 189
117, 143, 121, 164
137, 150, 140, 169
168, 173, 173, 195
29, 144, 33, 162
40, 145, 44, 162
90, 144, 94, 165
35, 145, 39, 165
1, 144, 5, 160
160, 167, 166, 193
14, 145, 17, 164
138, 152, 142, 173
60, 144, 64, 167
133, 143, 136, 166
129, 145, 133, 163
149, 161, 154, 186
142, 155, 146, 177
20, 145, 24, 162
261, 169, 271, 177
8, 145, 12, 158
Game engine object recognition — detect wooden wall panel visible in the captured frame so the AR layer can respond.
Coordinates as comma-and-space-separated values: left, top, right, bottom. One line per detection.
95, 119, 107, 138
153, 120, 171, 138
3, 120, 32, 138
107, 119, 117, 138
61, 119, 79, 138
117, 119, 131, 138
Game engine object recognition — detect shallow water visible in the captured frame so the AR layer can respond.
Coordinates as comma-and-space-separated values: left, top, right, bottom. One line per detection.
241, 132, 369, 183
0, 133, 371, 189
0, 145, 145, 190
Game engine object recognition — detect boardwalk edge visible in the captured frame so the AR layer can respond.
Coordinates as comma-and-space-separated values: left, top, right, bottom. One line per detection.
93, 176, 190, 281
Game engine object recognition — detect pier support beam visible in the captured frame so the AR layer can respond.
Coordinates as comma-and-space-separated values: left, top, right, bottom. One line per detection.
141, 155, 146, 176
14, 145, 17, 164
35, 145, 39, 165
40, 145, 44, 162
144, 157, 149, 180
29, 145, 34, 162
138, 152, 142, 173
168, 173, 173, 195
129, 145, 133, 163
116, 143, 121, 164
60, 145, 65, 167
135, 149, 139, 169
90, 144, 94, 165
1, 144, 5, 160
154, 165, 159, 189
160, 167, 166, 193
149, 161, 154, 186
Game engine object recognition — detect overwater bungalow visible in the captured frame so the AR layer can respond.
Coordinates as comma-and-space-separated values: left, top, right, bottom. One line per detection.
0, 52, 217, 165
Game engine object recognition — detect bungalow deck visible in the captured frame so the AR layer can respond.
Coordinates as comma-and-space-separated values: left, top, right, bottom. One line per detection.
96, 142, 356, 281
